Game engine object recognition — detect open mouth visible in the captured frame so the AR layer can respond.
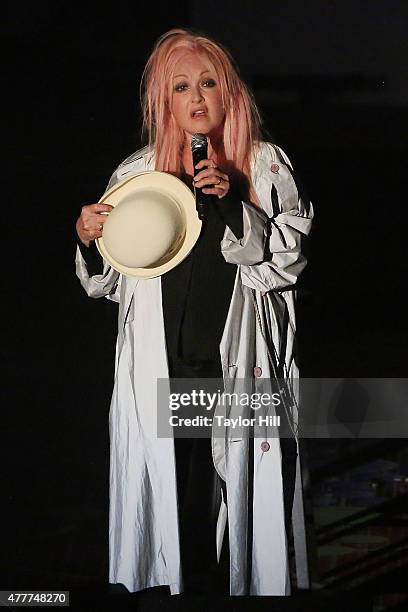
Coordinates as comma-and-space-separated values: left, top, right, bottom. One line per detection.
191, 110, 208, 118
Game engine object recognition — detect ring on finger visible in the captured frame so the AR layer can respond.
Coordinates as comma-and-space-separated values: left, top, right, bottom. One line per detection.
99, 223, 103, 231
216, 176, 222, 185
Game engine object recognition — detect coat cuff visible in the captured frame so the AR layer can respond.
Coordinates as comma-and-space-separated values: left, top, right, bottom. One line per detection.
76, 238, 104, 276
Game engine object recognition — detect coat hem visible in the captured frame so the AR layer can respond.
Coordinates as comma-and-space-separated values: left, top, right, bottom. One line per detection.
109, 578, 182, 595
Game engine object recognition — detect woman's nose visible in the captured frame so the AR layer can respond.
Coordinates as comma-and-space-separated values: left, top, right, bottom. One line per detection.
191, 85, 204, 102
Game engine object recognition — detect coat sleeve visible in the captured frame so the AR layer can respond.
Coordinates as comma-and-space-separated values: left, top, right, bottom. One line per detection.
220, 143, 314, 292
75, 245, 121, 300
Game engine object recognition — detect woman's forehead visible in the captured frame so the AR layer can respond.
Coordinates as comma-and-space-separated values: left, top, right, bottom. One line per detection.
171, 50, 216, 76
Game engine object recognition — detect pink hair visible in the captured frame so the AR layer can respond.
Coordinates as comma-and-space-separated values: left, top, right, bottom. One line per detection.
140, 28, 266, 206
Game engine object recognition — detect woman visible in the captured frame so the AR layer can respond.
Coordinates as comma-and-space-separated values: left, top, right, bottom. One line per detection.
75, 28, 313, 596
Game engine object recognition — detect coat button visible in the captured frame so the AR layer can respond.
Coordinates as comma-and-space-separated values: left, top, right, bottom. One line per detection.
253, 366, 262, 377
270, 163, 280, 173
261, 441, 270, 452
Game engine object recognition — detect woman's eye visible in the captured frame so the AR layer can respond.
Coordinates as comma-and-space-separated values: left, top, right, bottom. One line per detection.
174, 79, 216, 93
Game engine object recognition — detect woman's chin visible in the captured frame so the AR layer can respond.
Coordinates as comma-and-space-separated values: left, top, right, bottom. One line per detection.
183, 124, 223, 141
185, 125, 211, 136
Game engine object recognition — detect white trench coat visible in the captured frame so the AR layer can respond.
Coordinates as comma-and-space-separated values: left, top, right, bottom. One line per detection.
75, 141, 314, 596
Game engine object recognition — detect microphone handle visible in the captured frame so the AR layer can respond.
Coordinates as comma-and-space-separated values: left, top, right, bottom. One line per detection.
192, 145, 209, 220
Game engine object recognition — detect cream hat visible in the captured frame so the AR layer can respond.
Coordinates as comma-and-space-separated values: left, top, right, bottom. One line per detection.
96, 171, 202, 278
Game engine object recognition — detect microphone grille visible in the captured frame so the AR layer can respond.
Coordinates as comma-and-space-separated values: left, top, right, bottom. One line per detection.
191, 133, 208, 151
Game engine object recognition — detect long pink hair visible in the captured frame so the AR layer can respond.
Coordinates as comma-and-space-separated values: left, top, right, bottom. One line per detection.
140, 28, 266, 206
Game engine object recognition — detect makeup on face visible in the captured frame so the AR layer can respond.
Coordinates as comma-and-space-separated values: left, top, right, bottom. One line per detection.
170, 54, 225, 138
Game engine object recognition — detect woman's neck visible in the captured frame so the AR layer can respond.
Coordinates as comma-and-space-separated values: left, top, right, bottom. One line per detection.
181, 135, 224, 177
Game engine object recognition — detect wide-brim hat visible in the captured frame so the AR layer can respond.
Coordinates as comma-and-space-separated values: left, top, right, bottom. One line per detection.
96, 171, 202, 278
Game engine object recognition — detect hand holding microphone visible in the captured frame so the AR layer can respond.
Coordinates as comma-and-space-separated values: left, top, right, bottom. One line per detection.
191, 133, 230, 220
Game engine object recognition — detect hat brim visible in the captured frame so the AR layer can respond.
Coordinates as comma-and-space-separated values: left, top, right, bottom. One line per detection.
96, 171, 202, 278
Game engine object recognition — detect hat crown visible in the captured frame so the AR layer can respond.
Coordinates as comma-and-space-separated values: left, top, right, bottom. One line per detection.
103, 190, 185, 268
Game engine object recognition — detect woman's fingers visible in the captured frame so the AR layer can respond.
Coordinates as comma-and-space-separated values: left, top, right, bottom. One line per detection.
194, 173, 229, 188
194, 158, 216, 171
192, 160, 230, 198
82, 214, 107, 231
81, 204, 112, 226
76, 203, 113, 244
202, 186, 227, 197
80, 202, 113, 216
92, 203, 114, 214
193, 168, 229, 188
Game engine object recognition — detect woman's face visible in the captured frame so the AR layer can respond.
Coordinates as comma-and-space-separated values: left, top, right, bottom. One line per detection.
170, 52, 225, 140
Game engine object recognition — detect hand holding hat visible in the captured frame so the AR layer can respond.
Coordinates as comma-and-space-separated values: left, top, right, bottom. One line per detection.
92, 170, 202, 279
76, 203, 113, 247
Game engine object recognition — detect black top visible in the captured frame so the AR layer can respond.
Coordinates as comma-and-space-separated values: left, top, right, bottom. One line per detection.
161, 186, 243, 366
77, 183, 243, 365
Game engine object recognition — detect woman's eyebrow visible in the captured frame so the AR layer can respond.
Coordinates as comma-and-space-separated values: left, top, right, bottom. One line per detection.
173, 70, 211, 79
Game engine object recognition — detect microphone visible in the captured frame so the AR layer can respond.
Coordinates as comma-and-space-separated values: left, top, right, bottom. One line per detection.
191, 133, 210, 220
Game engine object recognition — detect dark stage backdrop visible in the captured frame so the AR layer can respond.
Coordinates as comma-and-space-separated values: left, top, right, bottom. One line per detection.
2, 0, 407, 604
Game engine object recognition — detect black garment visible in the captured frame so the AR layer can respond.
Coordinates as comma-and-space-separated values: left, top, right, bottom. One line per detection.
280, 437, 298, 538
161, 184, 243, 365
77, 238, 104, 276
168, 357, 229, 592
158, 181, 239, 589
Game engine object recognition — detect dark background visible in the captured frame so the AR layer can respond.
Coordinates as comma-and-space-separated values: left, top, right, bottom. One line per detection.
2, 1, 407, 609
